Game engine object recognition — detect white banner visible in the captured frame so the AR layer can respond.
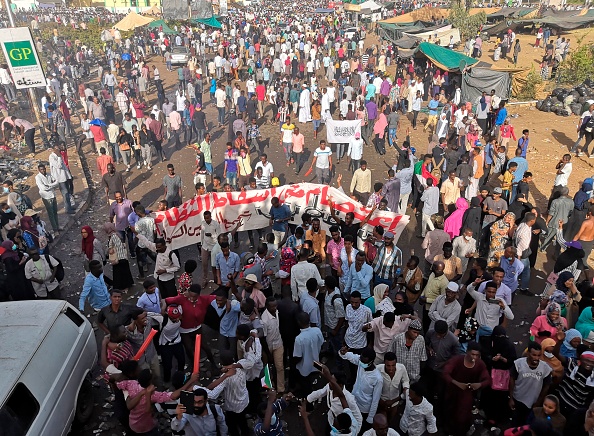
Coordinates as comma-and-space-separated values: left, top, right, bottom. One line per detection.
325, 119, 361, 143
219, 0, 228, 16
154, 183, 409, 250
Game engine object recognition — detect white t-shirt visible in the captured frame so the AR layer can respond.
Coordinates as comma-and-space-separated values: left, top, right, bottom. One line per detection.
255, 161, 274, 178
215, 89, 226, 108
314, 147, 332, 169
554, 162, 572, 187
246, 79, 256, 93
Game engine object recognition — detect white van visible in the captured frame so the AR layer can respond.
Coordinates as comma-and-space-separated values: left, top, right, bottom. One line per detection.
0, 300, 97, 436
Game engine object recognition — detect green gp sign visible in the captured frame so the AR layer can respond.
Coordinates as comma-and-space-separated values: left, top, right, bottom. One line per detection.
3, 40, 38, 67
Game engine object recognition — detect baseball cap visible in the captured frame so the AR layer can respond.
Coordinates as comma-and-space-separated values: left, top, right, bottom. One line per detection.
580, 351, 594, 361
493, 187, 503, 194
447, 282, 459, 292
384, 231, 394, 239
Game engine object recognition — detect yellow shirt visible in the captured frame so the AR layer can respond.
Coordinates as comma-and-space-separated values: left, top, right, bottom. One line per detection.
440, 177, 461, 206
502, 170, 514, 190
421, 272, 449, 309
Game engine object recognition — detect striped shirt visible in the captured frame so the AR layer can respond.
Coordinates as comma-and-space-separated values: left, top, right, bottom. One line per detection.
556, 358, 594, 414
514, 222, 532, 258
204, 368, 249, 413
372, 243, 402, 280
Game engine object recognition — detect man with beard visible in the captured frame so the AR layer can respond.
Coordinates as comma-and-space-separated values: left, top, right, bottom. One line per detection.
171, 387, 228, 435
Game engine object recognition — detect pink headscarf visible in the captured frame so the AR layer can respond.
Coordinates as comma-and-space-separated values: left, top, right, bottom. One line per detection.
444, 198, 469, 239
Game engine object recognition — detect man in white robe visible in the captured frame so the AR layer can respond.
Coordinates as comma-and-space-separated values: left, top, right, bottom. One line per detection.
298, 84, 312, 123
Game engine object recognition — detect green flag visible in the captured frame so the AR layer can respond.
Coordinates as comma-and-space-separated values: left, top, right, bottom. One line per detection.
261, 365, 273, 389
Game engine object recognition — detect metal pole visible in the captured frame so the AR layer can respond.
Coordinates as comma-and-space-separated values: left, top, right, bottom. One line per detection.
4, 0, 48, 148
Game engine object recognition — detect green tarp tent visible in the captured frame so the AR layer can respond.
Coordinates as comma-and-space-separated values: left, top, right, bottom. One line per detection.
415, 42, 479, 72
148, 19, 177, 34
194, 16, 222, 28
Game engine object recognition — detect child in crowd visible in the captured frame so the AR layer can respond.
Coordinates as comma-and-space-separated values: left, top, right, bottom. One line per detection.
493, 145, 507, 175
500, 118, 517, 153
501, 162, 517, 202
178, 259, 197, 295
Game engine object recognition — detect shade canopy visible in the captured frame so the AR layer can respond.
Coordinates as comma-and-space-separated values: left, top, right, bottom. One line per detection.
193, 16, 222, 28
142, 4, 162, 16
416, 42, 479, 72
113, 11, 155, 31
148, 19, 177, 34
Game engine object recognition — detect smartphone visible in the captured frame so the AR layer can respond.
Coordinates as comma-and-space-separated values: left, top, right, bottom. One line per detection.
487, 298, 499, 304
313, 361, 323, 371
179, 391, 194, 415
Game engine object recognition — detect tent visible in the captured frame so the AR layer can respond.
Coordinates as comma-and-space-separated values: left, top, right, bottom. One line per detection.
461, 67, 512, 103
415, 42, 479, 72
194, 16, 222, 28
147, 19, 177, 34
142, 4, 162, 16
113, 12, 155, 31
379, 6, 499, 24
358, 0, 383, 14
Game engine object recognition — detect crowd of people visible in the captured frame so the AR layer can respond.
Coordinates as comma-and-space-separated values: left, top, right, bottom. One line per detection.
3, 1, 594, 436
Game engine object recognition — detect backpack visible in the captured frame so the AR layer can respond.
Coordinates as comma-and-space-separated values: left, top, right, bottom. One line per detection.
45, 254, 65, 282
331, 289, 349, 309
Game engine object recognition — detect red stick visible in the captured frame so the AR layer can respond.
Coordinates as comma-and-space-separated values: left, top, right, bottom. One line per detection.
133, 328, 158, 361
193, 334, 202, 373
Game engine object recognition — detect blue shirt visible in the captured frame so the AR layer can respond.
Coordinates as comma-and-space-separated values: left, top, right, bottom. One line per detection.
237, 95, 247, 112
293, 326, 324, 376
484, 142, 494, 165
499, 257, 525, 294
508, 157, 528, 183
344, 262, 374, 299
269, 204, 291, 231
211, 298, 240, 337
80, 273, 111, 311
300, 293, 321, 326
495, 107, 508, 126
215, 251, 241, 282
428, 99, 439, 115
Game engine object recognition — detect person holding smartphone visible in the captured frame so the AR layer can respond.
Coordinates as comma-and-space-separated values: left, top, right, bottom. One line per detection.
466, 280, 514, 341
172, 387, 228, 436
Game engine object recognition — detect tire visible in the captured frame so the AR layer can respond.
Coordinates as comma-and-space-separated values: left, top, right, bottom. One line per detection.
74, 378, 94, 424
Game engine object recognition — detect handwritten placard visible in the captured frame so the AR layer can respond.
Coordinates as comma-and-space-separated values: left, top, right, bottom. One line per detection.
154, 183, 409, 250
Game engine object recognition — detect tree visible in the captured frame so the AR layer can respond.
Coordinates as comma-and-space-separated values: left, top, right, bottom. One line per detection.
449, 4, 486, 41
558, 43, 594, 85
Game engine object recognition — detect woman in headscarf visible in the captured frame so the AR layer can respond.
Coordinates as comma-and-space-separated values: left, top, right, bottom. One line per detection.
554, 240, 585, 276
393, 290, 415, 317
20, 214, 44, 254
103, 222, 134, 292
560, 328, 582, 359
366, 283, 395, 316
481, 325, 517, 425
530, 302, 568, 344
1, 239, 35, 300
566, 181, 593, 241
461, 197, 483, 243
539, 338, 564, 385
548, 271, 582, 327
81, 226, 105, 272
507, 193, 533, 224
279, 247, 296, 289
444, 198, 469, 239
487, 212, 516, 267
576, 306, 594, 341
528, 394, 566, 434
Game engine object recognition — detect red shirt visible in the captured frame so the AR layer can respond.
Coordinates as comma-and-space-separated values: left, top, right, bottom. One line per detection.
255, 84, 266, 101
90, 124, 106, 142
164, 294, 215, 330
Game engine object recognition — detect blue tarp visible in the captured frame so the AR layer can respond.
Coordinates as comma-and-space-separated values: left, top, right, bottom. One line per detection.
314, 8, 334, 13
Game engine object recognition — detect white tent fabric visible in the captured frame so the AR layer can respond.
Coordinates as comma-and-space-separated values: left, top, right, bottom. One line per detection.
359, 0, 383, 13
403, 26, 460, 47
